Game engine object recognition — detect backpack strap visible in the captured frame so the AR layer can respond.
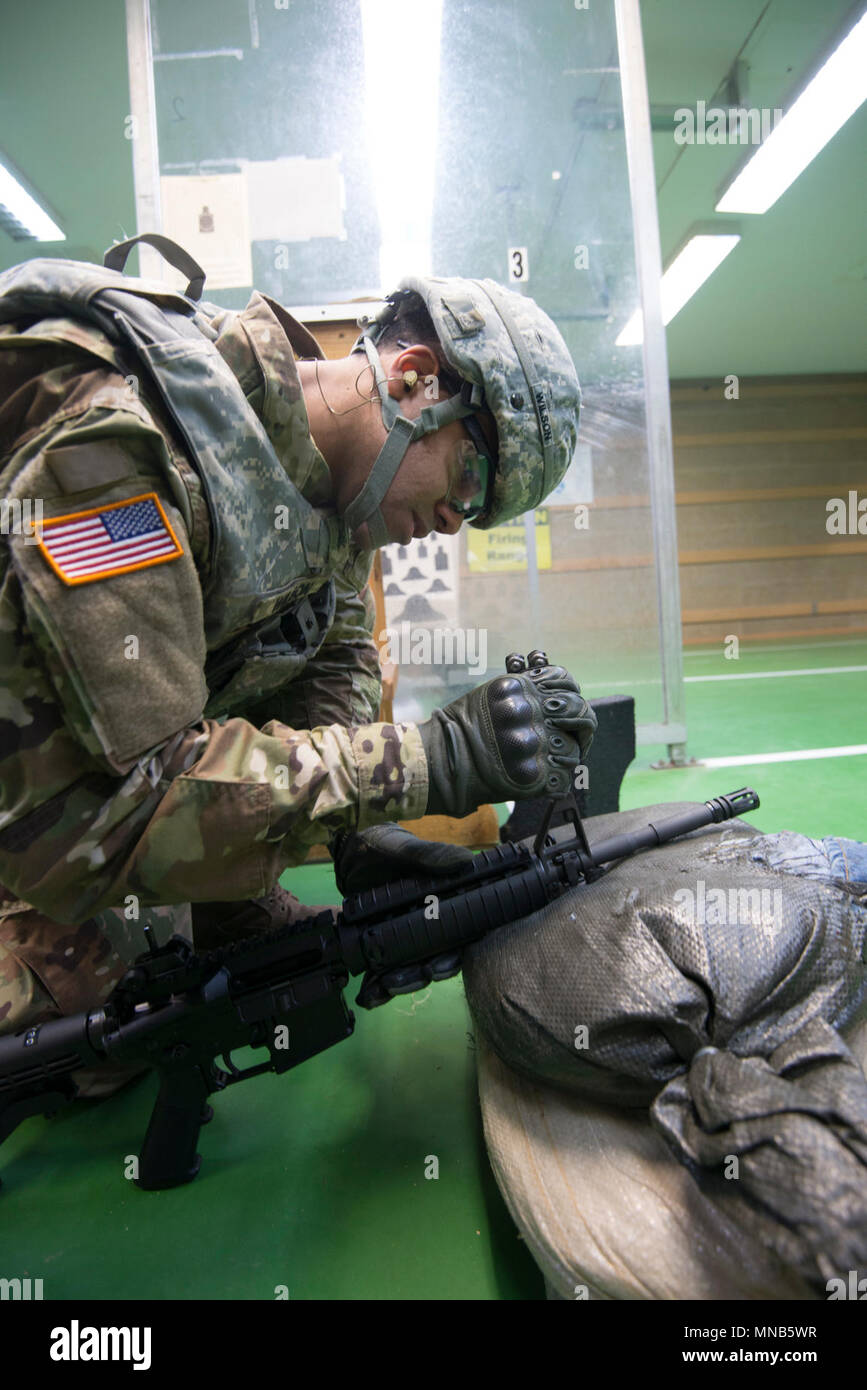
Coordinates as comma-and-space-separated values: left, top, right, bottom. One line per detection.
103, 234, 206, 302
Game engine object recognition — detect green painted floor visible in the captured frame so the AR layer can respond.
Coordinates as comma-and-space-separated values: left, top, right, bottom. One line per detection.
1, 638, 864, 1299
619, 637, 866, 841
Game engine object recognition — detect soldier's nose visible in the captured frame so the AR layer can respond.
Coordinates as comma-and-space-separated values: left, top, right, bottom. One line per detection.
433, 505, 462, 536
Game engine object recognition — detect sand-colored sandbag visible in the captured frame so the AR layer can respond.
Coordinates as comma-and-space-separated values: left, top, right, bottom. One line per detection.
464, 803, 867, 1299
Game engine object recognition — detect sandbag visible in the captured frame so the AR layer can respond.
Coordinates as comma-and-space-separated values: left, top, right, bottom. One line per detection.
462, 802, 867, 1297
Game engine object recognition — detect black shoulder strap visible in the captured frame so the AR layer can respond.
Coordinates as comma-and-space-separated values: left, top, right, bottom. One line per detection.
103, 234, 206, 302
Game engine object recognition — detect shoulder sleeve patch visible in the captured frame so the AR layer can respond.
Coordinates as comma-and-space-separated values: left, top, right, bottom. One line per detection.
34, 492, 183, 586
10, 482, 205, 772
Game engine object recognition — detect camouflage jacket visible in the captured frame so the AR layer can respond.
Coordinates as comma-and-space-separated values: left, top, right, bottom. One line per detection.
0, 287, 427, 924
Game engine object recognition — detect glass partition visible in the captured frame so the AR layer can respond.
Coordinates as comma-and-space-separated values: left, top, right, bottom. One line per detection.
135, 0, 684, 752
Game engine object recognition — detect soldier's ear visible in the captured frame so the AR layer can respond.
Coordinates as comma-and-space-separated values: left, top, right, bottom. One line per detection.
385, 344, 439, 397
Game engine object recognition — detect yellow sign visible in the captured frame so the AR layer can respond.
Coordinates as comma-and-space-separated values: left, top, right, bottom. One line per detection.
466, 509, 551, 573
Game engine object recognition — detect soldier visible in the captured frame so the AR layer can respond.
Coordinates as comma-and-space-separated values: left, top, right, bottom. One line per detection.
0, 237, 595, 1092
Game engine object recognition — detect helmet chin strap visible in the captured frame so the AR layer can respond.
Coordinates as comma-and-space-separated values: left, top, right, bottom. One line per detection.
342, 335, 484, 549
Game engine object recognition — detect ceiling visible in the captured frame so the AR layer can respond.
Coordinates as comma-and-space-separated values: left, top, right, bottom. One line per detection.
642, 0, 866, 377
0, 0, 864, 379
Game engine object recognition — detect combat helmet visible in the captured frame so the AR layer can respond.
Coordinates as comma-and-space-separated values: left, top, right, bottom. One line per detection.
345, 276, 582, 547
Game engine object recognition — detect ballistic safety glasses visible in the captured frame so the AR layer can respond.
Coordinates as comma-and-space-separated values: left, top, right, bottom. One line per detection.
444, 413, 496, 521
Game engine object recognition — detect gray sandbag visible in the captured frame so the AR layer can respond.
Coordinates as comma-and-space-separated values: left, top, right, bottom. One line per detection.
462, 802, 867, 1294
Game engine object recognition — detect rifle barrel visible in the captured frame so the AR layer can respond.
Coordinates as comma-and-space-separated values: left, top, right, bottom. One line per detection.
587, 788, 760, 868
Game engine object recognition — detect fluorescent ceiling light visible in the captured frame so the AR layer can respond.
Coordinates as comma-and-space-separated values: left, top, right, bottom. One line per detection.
716, 9, 867, 214
360, 0, 443, 290
616, 233, 740, 346
0, 157, 64, 241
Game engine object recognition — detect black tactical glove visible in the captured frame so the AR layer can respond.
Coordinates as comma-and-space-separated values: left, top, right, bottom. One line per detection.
331, 822, 474, 897
418, 664, 596, 819
330, 824, 475, 1009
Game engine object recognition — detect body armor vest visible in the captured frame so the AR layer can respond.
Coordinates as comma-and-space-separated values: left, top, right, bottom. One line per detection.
0, 250, 371, 717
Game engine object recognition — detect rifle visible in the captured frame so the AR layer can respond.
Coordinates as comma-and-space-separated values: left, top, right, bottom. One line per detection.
0, 655, 760, 1191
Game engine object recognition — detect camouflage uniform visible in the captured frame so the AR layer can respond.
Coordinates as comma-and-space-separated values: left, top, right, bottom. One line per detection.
0, 287, 428, 1037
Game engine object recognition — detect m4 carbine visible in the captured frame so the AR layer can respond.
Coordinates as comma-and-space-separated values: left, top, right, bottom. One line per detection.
0, 656, 760, 1192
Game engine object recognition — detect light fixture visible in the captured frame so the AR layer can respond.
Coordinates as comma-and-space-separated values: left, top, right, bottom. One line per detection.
360, 0, 443, 290
616, 231, 741, 346
0, 156, 64, 241
716, 9, 867, 214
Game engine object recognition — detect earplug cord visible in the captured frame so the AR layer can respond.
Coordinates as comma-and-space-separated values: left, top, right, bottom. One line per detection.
312, 344, 420, 418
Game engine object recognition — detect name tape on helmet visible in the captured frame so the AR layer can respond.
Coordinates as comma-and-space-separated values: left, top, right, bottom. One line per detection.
533, 385, 554, 447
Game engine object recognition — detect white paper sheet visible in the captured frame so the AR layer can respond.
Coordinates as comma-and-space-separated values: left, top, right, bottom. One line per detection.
245, 155, 346, 242
159, 173, 253, 290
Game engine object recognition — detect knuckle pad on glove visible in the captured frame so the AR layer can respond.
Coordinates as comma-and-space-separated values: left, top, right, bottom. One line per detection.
496, 724, 542, 785
486, 675, 525, 703
486, 679, 547, 785
496, 693, 535, 727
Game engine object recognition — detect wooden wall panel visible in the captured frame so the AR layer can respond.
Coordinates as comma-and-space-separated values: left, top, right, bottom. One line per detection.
670, 375, 867, 645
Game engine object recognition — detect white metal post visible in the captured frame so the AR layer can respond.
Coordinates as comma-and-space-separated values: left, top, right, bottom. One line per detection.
124, 0, 163, 280
614, 0, 687, 763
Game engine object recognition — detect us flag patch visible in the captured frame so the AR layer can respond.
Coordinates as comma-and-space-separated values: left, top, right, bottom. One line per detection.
36, 493, 183, 586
